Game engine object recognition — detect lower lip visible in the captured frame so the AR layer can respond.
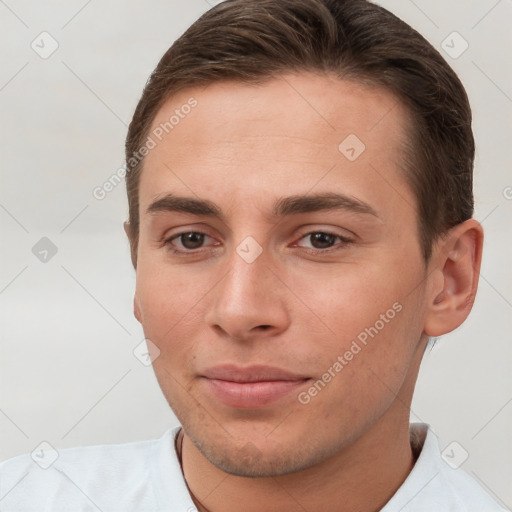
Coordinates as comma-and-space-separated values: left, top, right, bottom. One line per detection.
202, 378, 310, 408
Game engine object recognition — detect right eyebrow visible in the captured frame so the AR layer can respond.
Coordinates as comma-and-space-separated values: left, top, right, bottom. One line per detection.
146, 194, 225, 222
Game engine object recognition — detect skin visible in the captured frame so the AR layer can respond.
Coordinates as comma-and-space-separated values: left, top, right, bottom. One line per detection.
125, 72, 483, 512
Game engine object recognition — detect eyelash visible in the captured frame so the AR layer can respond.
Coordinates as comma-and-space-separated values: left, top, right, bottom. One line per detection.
163, 230, 354, 256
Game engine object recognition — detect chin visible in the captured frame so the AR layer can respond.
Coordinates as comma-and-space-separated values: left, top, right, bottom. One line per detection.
188, 425, 333, 478
199, 442, 312, 478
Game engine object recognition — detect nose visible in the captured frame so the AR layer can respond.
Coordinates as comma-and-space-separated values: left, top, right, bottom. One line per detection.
204, 244, 290, 342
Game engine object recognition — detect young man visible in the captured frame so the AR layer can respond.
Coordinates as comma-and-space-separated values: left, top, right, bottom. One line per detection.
0, 0, 507, 510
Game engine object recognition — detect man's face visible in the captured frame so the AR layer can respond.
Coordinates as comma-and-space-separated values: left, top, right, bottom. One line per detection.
133, 73, 430, 477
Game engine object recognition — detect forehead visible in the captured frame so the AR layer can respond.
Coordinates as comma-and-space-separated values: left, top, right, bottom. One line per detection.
148, 72, 408, 149
140, 72, 414, 216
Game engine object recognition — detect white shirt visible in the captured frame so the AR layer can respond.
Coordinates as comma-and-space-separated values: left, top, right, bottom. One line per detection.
0, 423, 507, 511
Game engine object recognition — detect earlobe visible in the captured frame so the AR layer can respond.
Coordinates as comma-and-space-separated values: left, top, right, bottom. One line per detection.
424, 219, 484, 337
134, 296, 143, 324
123, 221, 131, 239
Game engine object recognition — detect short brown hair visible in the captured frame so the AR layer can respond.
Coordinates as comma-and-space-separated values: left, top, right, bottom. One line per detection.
125, 0, 474, 265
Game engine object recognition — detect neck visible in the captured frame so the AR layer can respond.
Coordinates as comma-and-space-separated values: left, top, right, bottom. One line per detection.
181, 407, 415, 512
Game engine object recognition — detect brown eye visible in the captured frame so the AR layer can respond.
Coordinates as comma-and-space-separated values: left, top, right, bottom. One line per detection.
165, 231, 214, 253
295, 231, 354, 254
309, 232, 337, 249
177, 232, 205, 249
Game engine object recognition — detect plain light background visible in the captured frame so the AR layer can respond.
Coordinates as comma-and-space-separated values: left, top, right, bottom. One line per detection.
1, 0, 511, 508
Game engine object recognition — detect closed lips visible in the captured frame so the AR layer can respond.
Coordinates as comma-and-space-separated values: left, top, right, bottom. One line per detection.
201, 365, 310, 383
201, 365, 311, 408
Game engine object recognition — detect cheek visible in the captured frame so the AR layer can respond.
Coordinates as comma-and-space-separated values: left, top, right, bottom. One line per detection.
291, 263, 405, 340
135, 249, 206, 319
133, 257, 211, 360
291, 261, 424, 384
296, 301, 422, 437
134, 262, 206, 406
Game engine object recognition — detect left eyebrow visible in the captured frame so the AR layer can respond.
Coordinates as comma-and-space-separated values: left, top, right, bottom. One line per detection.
271, 192, 379, 218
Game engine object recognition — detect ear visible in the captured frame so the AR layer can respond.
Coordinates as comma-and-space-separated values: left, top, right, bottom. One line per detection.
424, 219, 484, 337
123, 221, 138, 269
133, 295, 143, 324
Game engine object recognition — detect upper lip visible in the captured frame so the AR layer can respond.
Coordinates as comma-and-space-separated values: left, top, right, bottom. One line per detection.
202, 365, 310, 383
